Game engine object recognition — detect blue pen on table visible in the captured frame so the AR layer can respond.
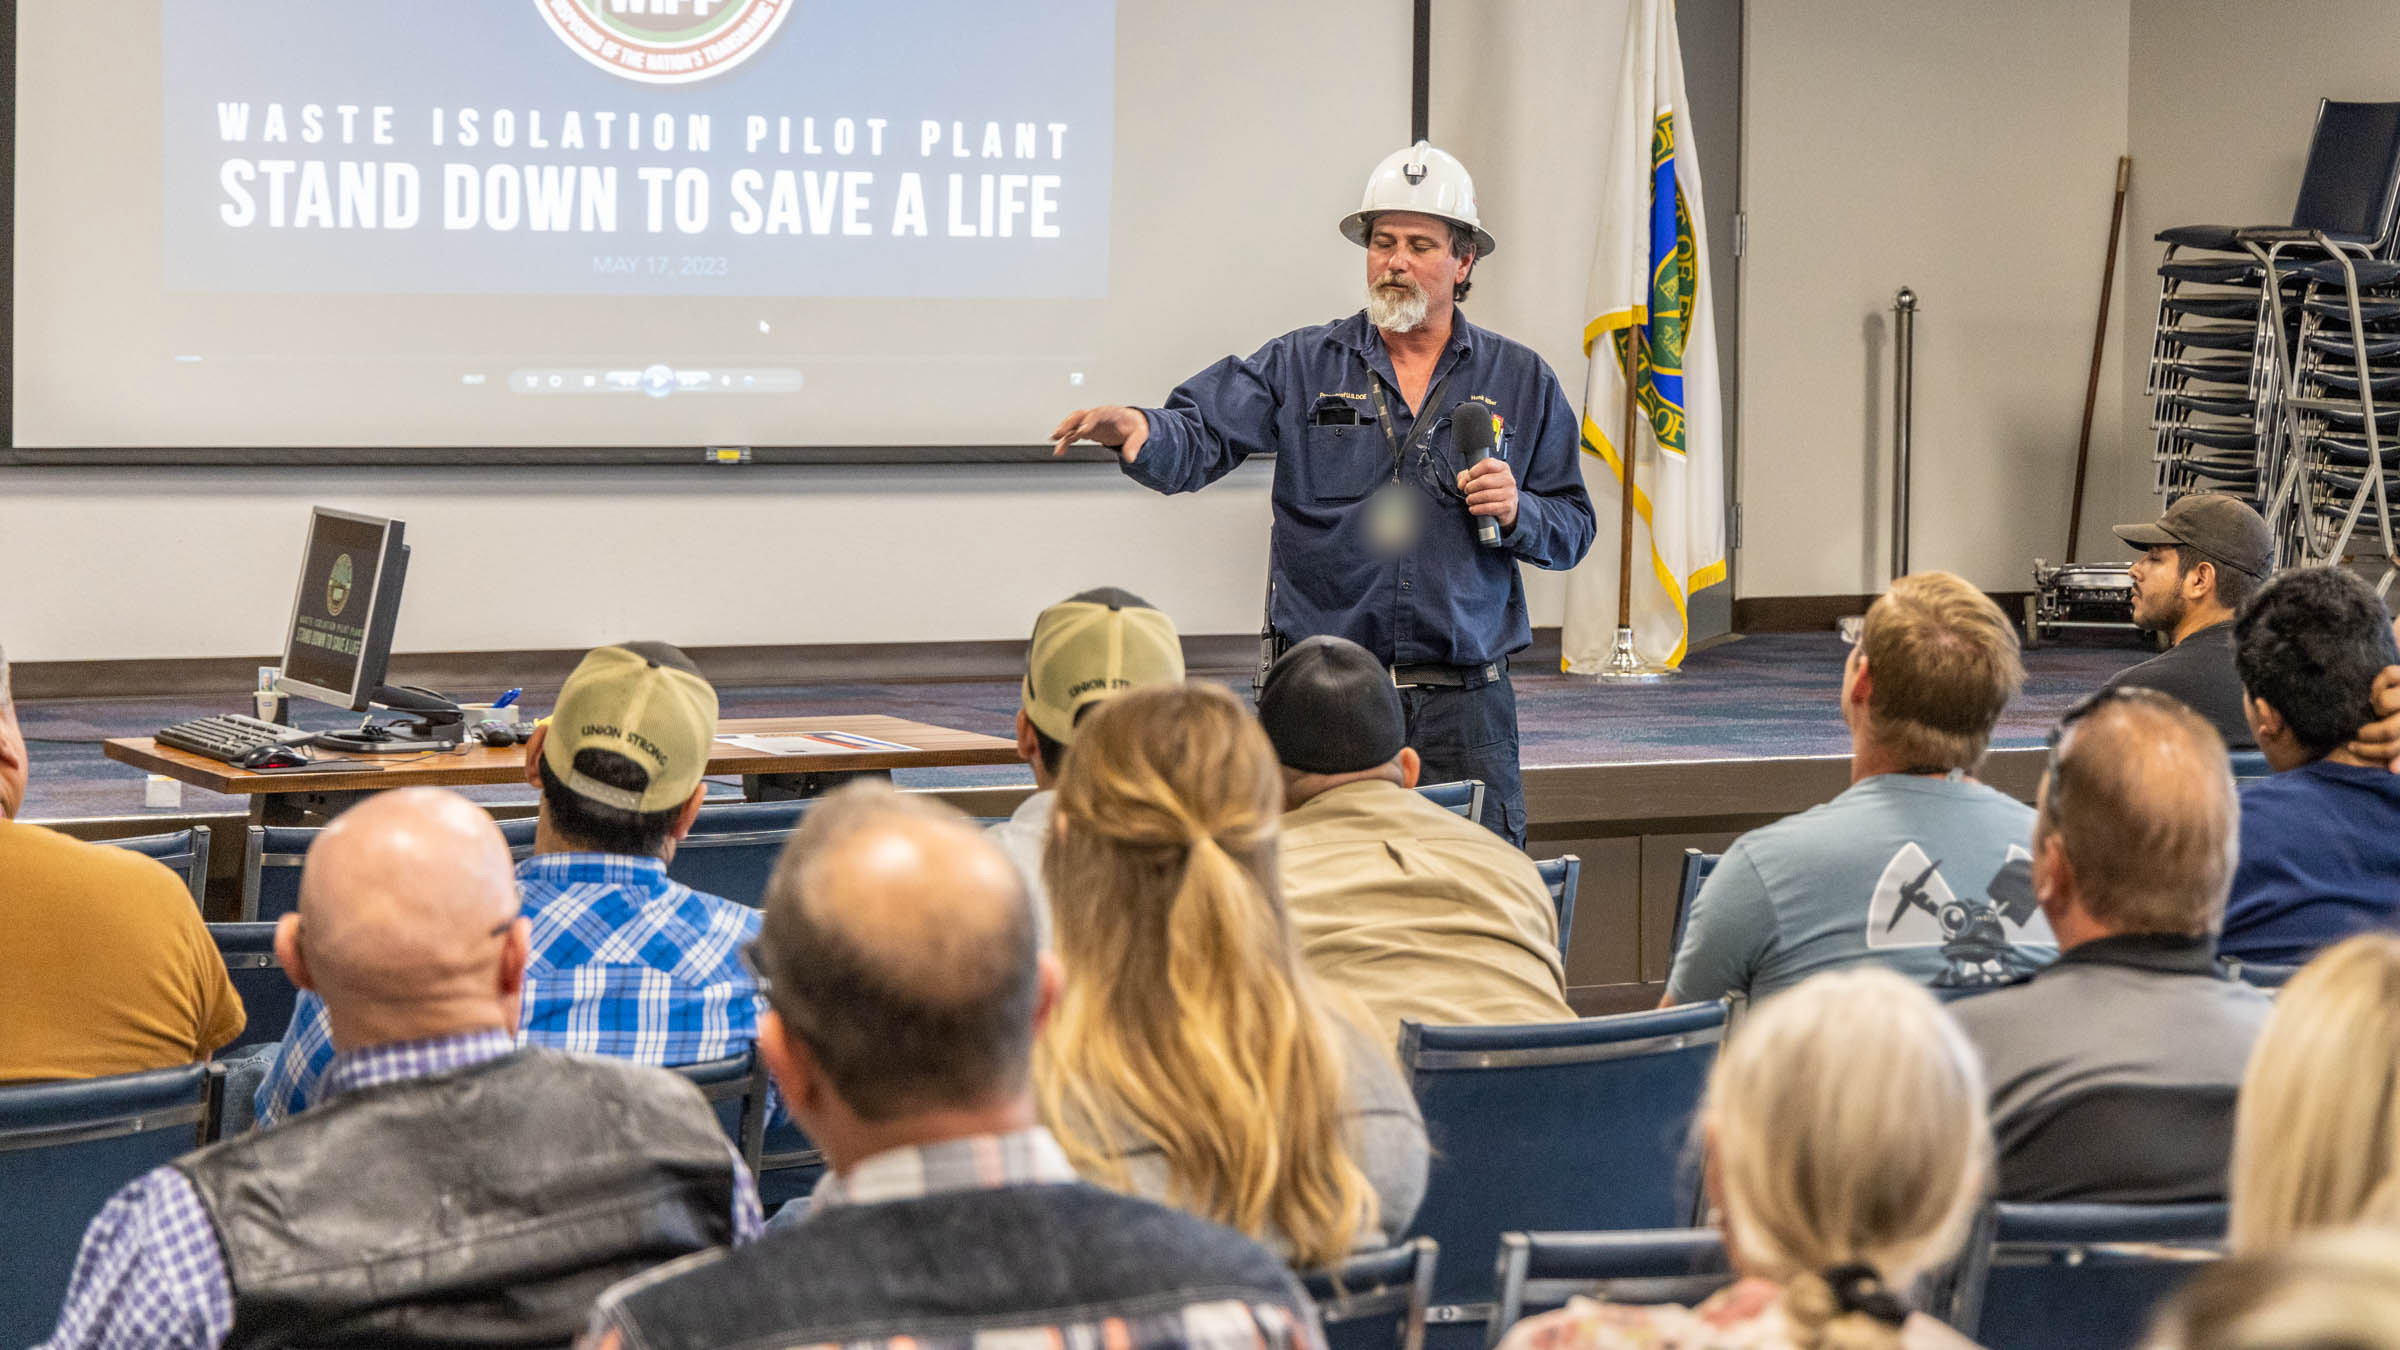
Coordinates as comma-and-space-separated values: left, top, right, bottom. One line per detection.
492, 688, 523, 709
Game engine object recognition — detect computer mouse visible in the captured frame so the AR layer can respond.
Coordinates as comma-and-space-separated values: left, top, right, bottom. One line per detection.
239, 744, 314, 770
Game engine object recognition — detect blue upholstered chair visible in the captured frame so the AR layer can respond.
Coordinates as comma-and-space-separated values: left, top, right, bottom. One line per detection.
1666, 850, 1720, 985
246, 817, 538, 921
1533, 855, 1581, 959
756, 1119, 828, 1211
103, 825, 212, 904
1302, 1237, 1439, 1350
1487, 1230, 1731, 1348
1942, 1201, 2226, 1350
1399, 1002, 1730, 1349
0, 1063, 223, 1347
244, 825, 312, 922
665, 799, 816, 907
2225, 749, 2272, 781
1415, 780, 1487, 824
669, 1050, 770, 1175
209, 922, 301, 1053
2219, 957, 2300, 989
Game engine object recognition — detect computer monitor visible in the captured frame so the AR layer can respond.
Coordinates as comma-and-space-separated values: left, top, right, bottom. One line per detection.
275, 508, 460, 752
276, 507, 407, 711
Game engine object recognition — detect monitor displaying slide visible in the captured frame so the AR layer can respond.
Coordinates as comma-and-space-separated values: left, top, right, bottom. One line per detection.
12, 0, 1409, 456
278, 507, 407, 711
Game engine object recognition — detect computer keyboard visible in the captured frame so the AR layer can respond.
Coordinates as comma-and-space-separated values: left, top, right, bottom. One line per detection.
154, 713, 315, 765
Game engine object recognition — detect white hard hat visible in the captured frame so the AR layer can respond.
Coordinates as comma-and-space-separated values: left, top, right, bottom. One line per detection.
1338, 140, 1496, 257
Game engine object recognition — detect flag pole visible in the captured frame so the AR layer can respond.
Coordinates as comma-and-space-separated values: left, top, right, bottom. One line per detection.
1592, 329, 1676, 684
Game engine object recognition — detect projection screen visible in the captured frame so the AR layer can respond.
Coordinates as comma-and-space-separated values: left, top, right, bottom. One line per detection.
9, 0, 1410, 461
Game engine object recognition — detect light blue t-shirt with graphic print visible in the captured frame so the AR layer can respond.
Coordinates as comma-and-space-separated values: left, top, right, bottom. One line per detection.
1666, 773, 2057, 1004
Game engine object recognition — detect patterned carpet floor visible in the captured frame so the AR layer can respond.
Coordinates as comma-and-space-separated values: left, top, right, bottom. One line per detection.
15, 631, 2154, 822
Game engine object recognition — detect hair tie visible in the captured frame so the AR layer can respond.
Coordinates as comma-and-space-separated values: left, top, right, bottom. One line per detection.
1819, 1263, 1910, 1328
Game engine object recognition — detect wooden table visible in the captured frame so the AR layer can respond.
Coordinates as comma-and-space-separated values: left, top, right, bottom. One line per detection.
105, 715, 1021, 825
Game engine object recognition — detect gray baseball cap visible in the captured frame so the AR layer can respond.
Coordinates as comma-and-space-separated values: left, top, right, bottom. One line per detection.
2113, 493, 2272, 580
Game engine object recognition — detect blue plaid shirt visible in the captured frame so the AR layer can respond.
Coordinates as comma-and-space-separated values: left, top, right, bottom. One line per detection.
42, 1029, 763, 1350
257, 852, 769, 1128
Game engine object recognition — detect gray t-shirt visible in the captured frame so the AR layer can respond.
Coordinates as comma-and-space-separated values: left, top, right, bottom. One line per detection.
1949, 934, 2272, 1202
985, 788, 1055, 950
1666, 773, 2058, 1004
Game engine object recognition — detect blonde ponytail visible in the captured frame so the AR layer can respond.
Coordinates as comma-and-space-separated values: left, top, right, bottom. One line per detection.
1704, 970, 1989, 1338
1036, 682, 1379, 1269
1780, 1268, 1909, 1350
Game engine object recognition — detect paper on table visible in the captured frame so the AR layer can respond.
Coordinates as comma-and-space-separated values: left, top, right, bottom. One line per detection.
718, 731, 918, 756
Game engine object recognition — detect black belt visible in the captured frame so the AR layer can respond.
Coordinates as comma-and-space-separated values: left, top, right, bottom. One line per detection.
1390, 661, 1503, 689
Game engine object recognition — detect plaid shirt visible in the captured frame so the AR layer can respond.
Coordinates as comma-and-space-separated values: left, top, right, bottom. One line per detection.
257, 852, 768, 1128
594, 1128, 1324, 1350
42, 1029, 764, 1350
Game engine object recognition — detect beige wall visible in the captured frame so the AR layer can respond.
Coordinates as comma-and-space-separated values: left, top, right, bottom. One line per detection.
1741, 0, 2132, 596
2118, 0, 2400, 550
0, 466, 1278, 661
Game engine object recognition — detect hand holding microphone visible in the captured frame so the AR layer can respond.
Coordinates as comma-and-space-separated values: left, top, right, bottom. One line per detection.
1451, 401, 1515, 546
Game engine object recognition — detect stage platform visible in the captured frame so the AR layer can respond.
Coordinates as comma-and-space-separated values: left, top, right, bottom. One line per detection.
15, 631, 2151, 1009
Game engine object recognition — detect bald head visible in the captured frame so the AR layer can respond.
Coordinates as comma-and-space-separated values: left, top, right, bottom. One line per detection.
2039, 691, 2237, 937
282, 789, 525, 1048
755, 782, 1037, 1123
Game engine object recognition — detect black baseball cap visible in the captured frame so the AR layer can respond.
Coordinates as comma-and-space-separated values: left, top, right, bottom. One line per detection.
1256, 636, 1406, 775
2113, 492, 2272, 580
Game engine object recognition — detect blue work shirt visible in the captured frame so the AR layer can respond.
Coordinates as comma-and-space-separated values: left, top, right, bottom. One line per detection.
2223, 758, 2400, 966
1125, 310, 1596, 667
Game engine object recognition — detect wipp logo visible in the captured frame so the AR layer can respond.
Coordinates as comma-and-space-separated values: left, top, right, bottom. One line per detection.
535, 0, 795, 86
325, 554, 355, 617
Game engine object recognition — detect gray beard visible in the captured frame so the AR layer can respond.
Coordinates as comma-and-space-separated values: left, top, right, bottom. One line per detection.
1367, 280, 1429, 333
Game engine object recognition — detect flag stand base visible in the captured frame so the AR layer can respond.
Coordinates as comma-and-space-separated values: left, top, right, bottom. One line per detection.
1583, 625, 1678, 684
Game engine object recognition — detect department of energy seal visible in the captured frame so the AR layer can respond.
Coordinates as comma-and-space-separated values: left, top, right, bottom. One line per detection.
535, 0, 795, 86
326, 555, 354, 617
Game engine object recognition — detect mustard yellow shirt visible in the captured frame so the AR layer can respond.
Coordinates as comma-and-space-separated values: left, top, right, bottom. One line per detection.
1281, 779, 1573, 1037
0, 819, 244, 1081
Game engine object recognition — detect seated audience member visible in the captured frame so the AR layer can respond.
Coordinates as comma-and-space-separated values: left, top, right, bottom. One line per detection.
259, 640, 766, 1126
986, 587, 1185, 938
2223, 566, 2400, 965
1035, 682, 1427, 1268
586, 783, 1317, 1350
0, 641, 245, 1081
1667, 572, 2055, 1005
2104, 492, 2271, 748
1950, 687, 2270, 1202
2228, 934, 2400, 1252
1501, 968, 1989, 1350
45, 788, 758, 1350
2148, 1227, 2400, 1350
1260, 636, 1573, 1036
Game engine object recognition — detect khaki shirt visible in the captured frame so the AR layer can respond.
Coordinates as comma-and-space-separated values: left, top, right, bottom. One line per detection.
0, 819, 244, 1081
1281, 779, 1573, 1038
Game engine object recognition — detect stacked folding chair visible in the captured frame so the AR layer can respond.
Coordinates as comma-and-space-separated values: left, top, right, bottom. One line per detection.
2274, 253, 2400, 586
2143, 100, 2400, 592
2145, 231, 2282, 506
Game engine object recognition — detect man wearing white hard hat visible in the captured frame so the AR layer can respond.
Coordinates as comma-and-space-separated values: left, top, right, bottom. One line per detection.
1050, 142, 1595, 845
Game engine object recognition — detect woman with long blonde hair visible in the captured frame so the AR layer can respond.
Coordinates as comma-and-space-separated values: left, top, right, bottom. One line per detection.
1035, 681, 1426, 1269
1502, 968, 1991, 1350
2228, 933, 2400, 1251
2147, 1226, 2400, 1350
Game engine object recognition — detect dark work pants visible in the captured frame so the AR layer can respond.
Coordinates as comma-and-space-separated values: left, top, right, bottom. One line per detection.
1398, 669, 1526, 846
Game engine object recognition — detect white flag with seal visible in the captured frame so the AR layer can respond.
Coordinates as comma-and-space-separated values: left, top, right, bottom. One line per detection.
1563, 0, 1728, 671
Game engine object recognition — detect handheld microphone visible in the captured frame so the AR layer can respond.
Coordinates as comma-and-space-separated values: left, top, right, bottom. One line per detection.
1453, 401, 1503, 549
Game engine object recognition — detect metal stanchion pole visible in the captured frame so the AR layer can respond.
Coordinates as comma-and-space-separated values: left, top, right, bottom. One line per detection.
1892, 287, 1918, 581
1593, 330, 1676, 684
